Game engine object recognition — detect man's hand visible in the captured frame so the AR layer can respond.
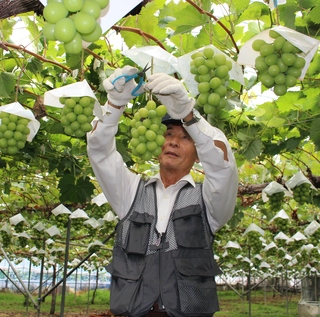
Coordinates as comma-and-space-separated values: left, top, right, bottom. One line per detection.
103, 66, 144, 106
146, 73, 195, 119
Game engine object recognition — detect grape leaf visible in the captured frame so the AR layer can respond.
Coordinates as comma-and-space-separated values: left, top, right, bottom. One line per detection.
58, 174, 95, 204
0, 72, 15, 98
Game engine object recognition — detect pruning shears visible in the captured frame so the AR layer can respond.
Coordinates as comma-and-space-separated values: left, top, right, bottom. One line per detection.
111, 64, 151, 97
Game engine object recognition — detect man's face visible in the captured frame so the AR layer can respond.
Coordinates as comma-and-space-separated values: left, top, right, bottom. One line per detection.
158, 124, 198, 173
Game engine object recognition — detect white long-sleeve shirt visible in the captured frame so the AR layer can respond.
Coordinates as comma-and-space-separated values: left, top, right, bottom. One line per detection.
87, 104, 238, 234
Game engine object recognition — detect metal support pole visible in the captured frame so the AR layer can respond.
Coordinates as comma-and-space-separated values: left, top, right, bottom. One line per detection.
60, 218, 72, 317
0, 245, 39, 309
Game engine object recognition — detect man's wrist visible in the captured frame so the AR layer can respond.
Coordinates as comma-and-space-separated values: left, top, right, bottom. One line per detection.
182, 108, 202, 126
108, 100, 126, 109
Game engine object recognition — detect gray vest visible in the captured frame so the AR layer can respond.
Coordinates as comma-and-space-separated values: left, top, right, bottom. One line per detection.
107, 179, 221, 317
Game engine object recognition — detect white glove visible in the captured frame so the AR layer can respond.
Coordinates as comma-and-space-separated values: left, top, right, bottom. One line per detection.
103, 66, 145, 106
146, 73, 195, 119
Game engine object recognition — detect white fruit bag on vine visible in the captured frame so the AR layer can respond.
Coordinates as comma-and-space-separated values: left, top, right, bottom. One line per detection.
261, 181, 291, 202
285, 170, 316, 190
0, 102, 40, 140
44, 80, 103, 120
238, 25, 320, 80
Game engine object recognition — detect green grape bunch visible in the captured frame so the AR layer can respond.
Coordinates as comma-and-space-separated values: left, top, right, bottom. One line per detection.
129, 100, 167, 161
0, 112, 30, 155
190, 47, 232, 114
71, 218, 85, 231
252, 30, 306, 96
18, 237, 29, 248
292, 182, 312, 204
308, 228, 320, 246
89, 244, 101, 254
246, 231, 263, 253
0, 231, 11, 248
43, 0, 110, 54
273, 217, 289, 233
267, 191, 285, 212
60, 96, 95, 138
55, 213, 70, 229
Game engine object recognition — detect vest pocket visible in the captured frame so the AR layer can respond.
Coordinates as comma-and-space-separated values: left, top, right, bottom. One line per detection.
124, 211, 154, 255
174, 257, 219, 316
172, 205, 207, 248
106, 248, 145, 315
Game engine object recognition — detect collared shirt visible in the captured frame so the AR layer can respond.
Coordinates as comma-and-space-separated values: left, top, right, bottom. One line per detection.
87, 104, 238, 234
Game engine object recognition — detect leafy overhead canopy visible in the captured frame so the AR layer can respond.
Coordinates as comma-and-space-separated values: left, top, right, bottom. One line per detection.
0, 0, 320, 274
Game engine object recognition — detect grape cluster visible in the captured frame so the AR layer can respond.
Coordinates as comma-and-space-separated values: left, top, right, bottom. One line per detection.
267, 191, 284, 212
43, 0, 109, 54
292, 182, 311, 204
252, 30, 306, 96
310, 248, 320, 261
190, 47, 232, 114
246, 231, 263, 252
89, 244, 101, 254
55, 213, 70, 229
85, 223, 98, 237
265, 246, 277, 257
13, 221, 24, 233
0, 112, 30, 155
60, 96, 95, 138
129, 100, 167, 161
71, 218, 84, 231
273, 217, 289, 233
18, 237, 29, 248
0, 231, 11, 248
308, 228, 320, 246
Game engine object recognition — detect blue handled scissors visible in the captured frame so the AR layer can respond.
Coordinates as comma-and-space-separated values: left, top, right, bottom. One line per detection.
111, 64, 151, 97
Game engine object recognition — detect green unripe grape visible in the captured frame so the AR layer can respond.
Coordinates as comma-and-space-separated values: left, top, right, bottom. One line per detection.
146, 100, 157, 110
269, 29, 280, 39
203, 104, 215, 114
197, 92, 209, 105
193, 56, 205, 67
282, 53, 296, 66
197, 65, 209, 75
208, 93, 220, 106
260, 44, 275, 57
273, 36, 286, 51
215, 65, 229, 79
198, 74, 212, 83
282, 40, 296, 53
43, 2, 68, 24
268, 65, 280, 77
81, 23, 102, 43
214, 53, 227, 66
209, 77, 221, 90
54, 18, 77, 43
293, 56, 306, 69
43, 22, 56, 41
204, 59, 216, 70
139, 107, 149, 118
285, 74, 297, 87
265, 54, 278, 66
198, 82, 210, 93
274, 84, 287, 96
136, 143, 147, 155
146, 141, 157, 152
252, 39, 267, 51
274, 73, 286, 85
155, 105, 167, 117
93, 0, 109, 9
202, 47, 214, 58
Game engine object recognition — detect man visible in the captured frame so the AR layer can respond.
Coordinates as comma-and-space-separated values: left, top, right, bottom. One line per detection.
87, 66, 238, 317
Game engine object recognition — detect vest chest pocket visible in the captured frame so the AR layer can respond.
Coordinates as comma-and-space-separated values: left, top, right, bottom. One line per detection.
172, 205, 207, 248
124, 211, 154, 255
